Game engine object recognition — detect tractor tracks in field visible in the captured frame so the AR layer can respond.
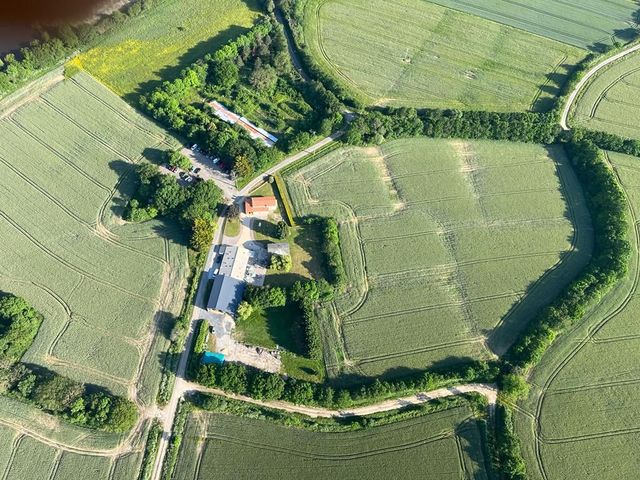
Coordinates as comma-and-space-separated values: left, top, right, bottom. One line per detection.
532, 153, 640, 480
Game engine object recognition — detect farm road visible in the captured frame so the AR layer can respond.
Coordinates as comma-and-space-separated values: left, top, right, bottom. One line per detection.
187, 382, 498, 418
560, 42, 640, 130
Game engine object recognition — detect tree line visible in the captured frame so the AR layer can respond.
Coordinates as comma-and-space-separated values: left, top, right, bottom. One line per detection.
0, 294, 137, 432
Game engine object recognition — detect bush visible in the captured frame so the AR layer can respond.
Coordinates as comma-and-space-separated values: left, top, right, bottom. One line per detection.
167, 150, 191, 170
269, 254, 292, 272
493, 403, 527, 480
244, 285, 286, 308
236, 301, 253, 322
499, 374, 530, 403
275, 220, 289, 239
321, 218, 346, 290
0, 294, 43, 362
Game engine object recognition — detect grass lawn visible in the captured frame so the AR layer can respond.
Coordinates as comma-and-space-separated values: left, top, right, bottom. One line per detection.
74, 0, 262, 99
303, 0, 584, 111
285, 138, 592, 379
223, 217, 241, 238
235, 304, 303, 353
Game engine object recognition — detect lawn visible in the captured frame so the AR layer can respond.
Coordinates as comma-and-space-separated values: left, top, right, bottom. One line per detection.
571, 49, 640, 140
513, 151, 640, 480
302, 0, 584, 111
74, 0, 262, 98
284, 138, 592, 379
429, 0, 640, 50
173, 404, 490, 480
0, 71, 188, 405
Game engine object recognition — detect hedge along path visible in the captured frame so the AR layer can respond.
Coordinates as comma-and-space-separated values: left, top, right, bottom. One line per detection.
285, 139, 586, 377
187, 382, 498, 418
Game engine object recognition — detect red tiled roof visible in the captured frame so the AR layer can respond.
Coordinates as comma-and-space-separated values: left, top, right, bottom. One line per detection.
247, 196, 276, 207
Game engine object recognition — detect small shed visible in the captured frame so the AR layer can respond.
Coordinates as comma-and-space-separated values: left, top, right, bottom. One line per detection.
267, 242, 290, 257
201, 351, 225, 365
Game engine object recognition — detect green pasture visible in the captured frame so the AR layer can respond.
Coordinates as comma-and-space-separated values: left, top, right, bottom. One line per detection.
284, 138, 592, 379
303, 0, 583, 111
572, 50, 640, 139
513, 151, 640, 480
172, 405, 489, 480
75, 0, 262, 98
428, 0, 639, 50
0, 72, 188, 405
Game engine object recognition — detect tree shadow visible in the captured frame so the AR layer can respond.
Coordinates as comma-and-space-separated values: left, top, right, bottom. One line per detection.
531, 62, 579, 112
486, 147, 593, 355
456, 419, 493, 477
125, 24, 252, 104
252, 218, 278, 239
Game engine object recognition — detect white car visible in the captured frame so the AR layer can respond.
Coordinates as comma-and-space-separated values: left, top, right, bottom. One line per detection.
191, 144, 199, 152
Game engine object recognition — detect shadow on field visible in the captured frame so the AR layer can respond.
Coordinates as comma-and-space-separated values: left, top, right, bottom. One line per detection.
457, 419, 491, 473
486, 148, 593, 356
125, 24, 251, 104
531, 62, 579, 112
328, 356, 477, 388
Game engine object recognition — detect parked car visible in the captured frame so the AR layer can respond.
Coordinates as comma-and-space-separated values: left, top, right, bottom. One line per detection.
194, 167, 201, 174
191, 144, 199, 152
168, 165, 178, 172
216, 254, 223, 263
213, 268, 219, 276
179, 171, 187, 179
185, 176, 194, 183
212, 157, 220, 164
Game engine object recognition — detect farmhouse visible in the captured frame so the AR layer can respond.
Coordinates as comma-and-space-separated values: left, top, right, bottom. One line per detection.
244, 196, 277, 215
209, 100, 278, 147
267, 242, 290, 257
207, 245, 250, 316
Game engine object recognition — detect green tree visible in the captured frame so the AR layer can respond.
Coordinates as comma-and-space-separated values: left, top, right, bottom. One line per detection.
153, 175, 186, 215
167, 150, 191, 170
269, 254, 292, 272
275, 220, 289, 239
104, 397, 138, 432
32, 375, 84, 413
233, 155, 254, 178
181, 180, 222, 225
218, 363, 248, 394
0, 295, 43, 362
211, 58, 239, 90
236, 301, 253, 322
249, 372, 285, 400
191, 217, 215, 251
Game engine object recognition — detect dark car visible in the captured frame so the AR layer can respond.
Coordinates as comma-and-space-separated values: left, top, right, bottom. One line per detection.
194, 167, 201, 174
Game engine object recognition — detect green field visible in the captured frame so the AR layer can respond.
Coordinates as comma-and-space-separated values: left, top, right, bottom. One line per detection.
0, 71, 188, 405
572, 50, 640, 139
303, 0, 584, 111
284, 138, 592, 379
429, 0, 640, 50
513, 151, 640, 480
75, 0, 261, 97
171, 404, 489, 480
0, 395, 146, 480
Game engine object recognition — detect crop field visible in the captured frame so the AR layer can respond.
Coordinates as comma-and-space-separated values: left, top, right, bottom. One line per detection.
0, 71, 188, 405
302, 0, 584, 111
75, 0, 261, 97
284, 138, 592, 378
428, 0, 639, 50
513, 151, 640, 480
171, 405, 489, 480
571, 50, 640, 140
0, 425, 144, 480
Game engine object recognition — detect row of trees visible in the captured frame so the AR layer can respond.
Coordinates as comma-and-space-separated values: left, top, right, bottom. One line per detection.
0, 294, 137, 432
343, 107, 560, 146
195, 355, 497, 408
0, 0, 156, 97
125, 161, 222, 251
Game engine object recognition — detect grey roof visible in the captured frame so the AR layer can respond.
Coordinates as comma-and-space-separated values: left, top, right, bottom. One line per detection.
207, 275, 245, 315
218, 245, 238, 276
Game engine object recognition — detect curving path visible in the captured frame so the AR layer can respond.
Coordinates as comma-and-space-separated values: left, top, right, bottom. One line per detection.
560, 43, 640, 131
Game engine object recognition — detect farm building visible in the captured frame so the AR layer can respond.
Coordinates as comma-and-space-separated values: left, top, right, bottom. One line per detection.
208, 100, 278, 147
207, 245, 250, 316
267, 243, 290, 257
244, 196, 277, 214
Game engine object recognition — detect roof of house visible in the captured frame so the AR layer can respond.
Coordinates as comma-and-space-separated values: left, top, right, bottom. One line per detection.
246, 196, 277, 207
207, 275, 245, 315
